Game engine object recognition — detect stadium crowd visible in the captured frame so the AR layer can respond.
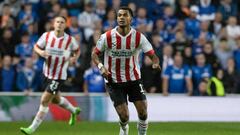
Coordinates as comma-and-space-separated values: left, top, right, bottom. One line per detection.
0, 0, 240, 96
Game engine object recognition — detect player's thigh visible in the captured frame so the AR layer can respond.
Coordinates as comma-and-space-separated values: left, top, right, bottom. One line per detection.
128, 80, 147, 103
107, 84, 128, 107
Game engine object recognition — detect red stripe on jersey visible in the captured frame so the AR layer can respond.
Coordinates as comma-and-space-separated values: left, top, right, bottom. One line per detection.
47, 56, 52, 76
58, 57, 65, 79
125, 34, 132, 81
132, 56, 139, 80
108, 56, 112, 82
52, 57, 59, 79
116, 33, 121, 49
116, 58, 122, 82
50, 38, 56, 47
125, 58, 130, 81
145, 49, 155, 55
94, 47, 101, 55
65, 36, 72, 50
58, 38, 64, 48
135, 31, 141, 48
106, 30, 112, 49
126, 34, 132, 49
46, 32, 50, 45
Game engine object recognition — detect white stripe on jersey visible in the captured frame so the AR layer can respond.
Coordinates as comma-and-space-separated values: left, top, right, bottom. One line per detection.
36, 31, 79, 80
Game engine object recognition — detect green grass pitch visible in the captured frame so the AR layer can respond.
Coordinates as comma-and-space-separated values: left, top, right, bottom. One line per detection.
1, 121, 240, 135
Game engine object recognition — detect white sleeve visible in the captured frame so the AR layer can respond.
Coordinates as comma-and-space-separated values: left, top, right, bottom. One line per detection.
71, 37, 79, 51
36, 32, 47, 49
96, 34, 106, 52
140, 34, 154, 54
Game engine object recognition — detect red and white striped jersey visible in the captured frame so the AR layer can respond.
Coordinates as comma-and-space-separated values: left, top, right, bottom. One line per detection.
95, 27, 155, 83
36, 31, 79, 80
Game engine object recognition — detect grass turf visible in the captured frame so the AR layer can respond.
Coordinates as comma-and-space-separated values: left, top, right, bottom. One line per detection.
1, 121, 240, 135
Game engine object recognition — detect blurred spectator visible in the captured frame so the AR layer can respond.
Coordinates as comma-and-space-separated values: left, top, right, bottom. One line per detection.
175, 0, 190, 19
192, 53, 212, 95
203, 41, 220, 75
218, 0, 237, 21
16, 57, 40, 95
151, 32, 163, 62
197, 0, 216, 21
185, 5, 201, 40
233, 38, 240, 71
18, 3, 38, 33
0, 28, 17, 57
222, 58, 240, 93
111, 0, 121, 10
0, 55, 16, 92
226, 16, 240, 39
183, 46, 193, 65
192, 36, 206, 57
15, 32, 34, 62
215, 38, 233, 69
64, 0, 83, 16
31, 51, 43, 73
83, 61, 105, 95
209, 12, 223, 36
127, 2, 137, 16
27, 23, 39, 42
141, 56, 161, 93
163, 5, 178, 33
147, 0, 167, 22
78, 2, 101, 41
162, 54, 193, 96
172, 30, 190, 55
134, 7, 153, 34
0, 4, 15, 29
0, 0, 21, 17
63, 62, 79, 92
154, 19, 170, 43
67, 16, 83, 41
199, 21, 214, 41
199, 69, 225, 96
46, 3, 61, 20
59, 8, 71, 28
162, 45, 174, 73
103, 9, 117, 32
95, 0, 107, 19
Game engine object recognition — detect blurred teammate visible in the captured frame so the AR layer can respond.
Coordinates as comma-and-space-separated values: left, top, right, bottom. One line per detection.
92, 7, 160, 135
20, 16, 81, 135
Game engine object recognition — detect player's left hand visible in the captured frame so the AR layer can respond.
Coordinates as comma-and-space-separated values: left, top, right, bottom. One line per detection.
152, 63, 161, 71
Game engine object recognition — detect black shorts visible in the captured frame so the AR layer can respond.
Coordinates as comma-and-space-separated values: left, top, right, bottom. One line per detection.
42, 77, 64, 94
106, 80, 147, 107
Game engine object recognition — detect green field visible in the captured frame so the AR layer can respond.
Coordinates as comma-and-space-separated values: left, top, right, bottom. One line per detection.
1, 121, 240, 135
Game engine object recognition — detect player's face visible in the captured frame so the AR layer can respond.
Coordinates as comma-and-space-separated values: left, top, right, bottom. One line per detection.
54, 17, 66, 32
117, 10, 132, 27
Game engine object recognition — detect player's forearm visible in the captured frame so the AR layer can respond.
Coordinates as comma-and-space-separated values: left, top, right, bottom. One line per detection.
91, 49, 101, 65
34, 45, 44, 56
72, 49, 80, 59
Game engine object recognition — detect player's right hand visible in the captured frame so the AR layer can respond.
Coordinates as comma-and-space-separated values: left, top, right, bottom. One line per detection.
100, 66, 111, 80
40, 50, 50, 59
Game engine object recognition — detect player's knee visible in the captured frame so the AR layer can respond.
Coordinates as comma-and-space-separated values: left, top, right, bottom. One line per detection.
119, 113, 129, 123
40, 100, 50, 106
138, 111, 148, 120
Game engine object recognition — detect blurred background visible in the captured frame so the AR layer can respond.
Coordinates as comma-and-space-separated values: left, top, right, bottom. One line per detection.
0, 0, 240, 122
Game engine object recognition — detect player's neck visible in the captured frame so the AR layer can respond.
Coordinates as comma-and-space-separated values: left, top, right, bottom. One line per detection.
117, 26, 131, 36
54, 31, 64, 38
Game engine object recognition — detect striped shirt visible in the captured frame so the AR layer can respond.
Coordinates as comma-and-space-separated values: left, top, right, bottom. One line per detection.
36, 31, 79, 80
95, 27, 154, 83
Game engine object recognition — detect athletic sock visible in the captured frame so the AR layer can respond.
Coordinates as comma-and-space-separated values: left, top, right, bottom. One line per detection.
137, 119, 148, 135
59, 97, 76, 113
29, 105, 49, 132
